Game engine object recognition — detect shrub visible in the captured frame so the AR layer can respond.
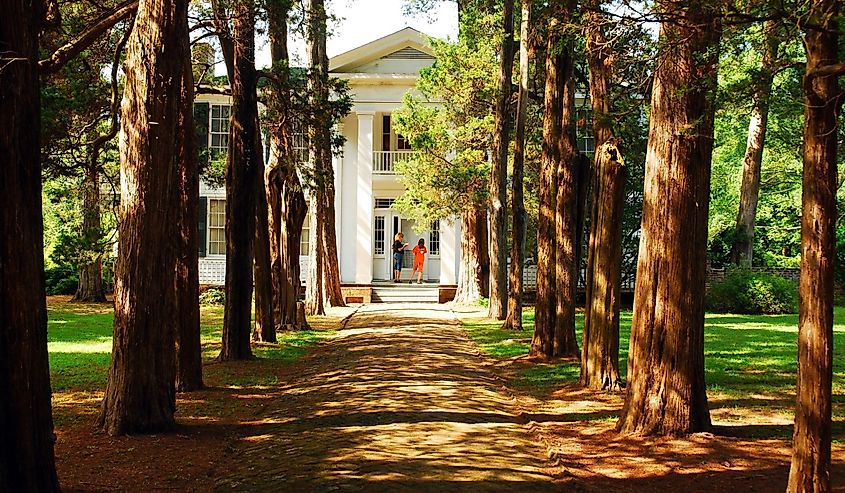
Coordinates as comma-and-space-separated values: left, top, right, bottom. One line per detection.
199, 287, 225, 306
45, 265, 78, 295
706, 268, 798, 314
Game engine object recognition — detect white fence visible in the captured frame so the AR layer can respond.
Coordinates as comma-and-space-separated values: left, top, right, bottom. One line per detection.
373, 150, 417, 174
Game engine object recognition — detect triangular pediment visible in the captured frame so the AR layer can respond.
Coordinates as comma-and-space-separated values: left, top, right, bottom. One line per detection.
329, 27, 436, 74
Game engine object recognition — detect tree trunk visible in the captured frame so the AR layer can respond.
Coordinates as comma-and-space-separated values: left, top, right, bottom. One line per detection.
530, 23, 563, 359
454, 207, 488, 304
304, 198, 325, 315
220, 0, 259, 361
99, 0, 191, 435
488, 0, 515, 320
265, 0, 308, 331
581, 142, 626, 391
616, 2, 719, 436
253, 126, 275, 343
554, 46, 579, 358
306, 0, 345, 309
0, 1, 61, 488
787, 2, 839, 490
176, 60, 203, 393
504, 0, 530, 331
75, 164, 106, 302
730, 21, 780, 267
319, 149, 345, 308
580, 1, 624, 391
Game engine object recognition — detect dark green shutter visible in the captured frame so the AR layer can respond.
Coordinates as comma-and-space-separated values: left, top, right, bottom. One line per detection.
198, 196, 207, 257
193, 102, 210, 170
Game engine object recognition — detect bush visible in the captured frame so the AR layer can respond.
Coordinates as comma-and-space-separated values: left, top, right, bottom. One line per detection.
199, 287, 225, 306
706, 268, 798, 314
45, 265, 78, 295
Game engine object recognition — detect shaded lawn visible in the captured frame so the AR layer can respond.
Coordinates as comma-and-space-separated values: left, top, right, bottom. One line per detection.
47, 298, 336, 394
462, 307, 845, 423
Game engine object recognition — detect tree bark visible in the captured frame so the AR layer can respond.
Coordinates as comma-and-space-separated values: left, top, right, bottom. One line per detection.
454, 207, 488, 304
554, 43, 579, 359
503, 0, 530, 331
581, 142, 626, 391
74, 165, 106, 302
305, 0, 345, 309
530, 21, 563, 359
319, 148, 345, 308
0, 1, 61, 488
730, 21, 780, 267
787, 2, 840, 490
253, 121, 275, 343
304, 198, 325, 315
488, 0, 514, 320
220, 0, 259, 361
616, 2, 719, 436
580, 1, 625, 391
99, 0, 191, 435
176, 59, 203, 393
265, 0, 308, 331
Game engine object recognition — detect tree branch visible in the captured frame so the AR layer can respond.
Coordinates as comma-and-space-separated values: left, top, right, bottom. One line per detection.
808, 61, 845, 79
39, 0, 138, 74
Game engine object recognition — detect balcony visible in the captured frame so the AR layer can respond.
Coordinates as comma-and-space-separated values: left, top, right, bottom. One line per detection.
373, 150, 417, 174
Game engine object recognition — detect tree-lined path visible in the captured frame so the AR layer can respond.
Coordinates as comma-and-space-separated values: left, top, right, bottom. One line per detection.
218, 304, 559, 491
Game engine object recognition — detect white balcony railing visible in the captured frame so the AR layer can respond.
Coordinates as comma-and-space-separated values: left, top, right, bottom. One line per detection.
373, 150, 417, 174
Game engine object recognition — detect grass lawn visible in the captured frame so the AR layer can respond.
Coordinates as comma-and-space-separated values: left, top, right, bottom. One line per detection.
47, 297, 337, 395
462, 307, 845, 424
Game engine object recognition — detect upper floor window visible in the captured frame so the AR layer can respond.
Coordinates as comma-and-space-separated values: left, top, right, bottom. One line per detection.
210, 104, 231, 157
576, 107, 595, 154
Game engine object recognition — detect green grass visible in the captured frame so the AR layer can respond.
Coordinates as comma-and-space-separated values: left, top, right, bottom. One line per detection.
47, 302, 337, 393
463, 307, 845, 417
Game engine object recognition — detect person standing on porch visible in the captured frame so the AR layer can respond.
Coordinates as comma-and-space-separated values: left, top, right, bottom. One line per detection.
392, 232, 408, 283
411, 238, 427, 284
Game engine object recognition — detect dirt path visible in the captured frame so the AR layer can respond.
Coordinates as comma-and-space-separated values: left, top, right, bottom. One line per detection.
218, 303, 559, 492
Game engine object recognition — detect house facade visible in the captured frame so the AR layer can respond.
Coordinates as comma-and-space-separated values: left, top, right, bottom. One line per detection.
195, 28, 462, 291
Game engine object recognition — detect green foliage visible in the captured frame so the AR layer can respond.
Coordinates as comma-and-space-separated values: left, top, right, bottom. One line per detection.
45, 266, 79, 295
199, 287, 226, 306
709, 21, 807, 269
391, 13, 498, 225
705, 268, 798, 314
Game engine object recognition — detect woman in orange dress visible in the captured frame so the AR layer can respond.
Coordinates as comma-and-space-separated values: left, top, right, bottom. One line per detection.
410, 238, 427, 284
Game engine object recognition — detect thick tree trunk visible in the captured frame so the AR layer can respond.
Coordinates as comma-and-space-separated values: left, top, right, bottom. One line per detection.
305, 0, 345, 309
0, 1, 61, 488
488, 0, 514, 320
99, 0, 191, 434
176, 61, 203, 393
454, 207, 488, 304
253, 129, 275, 343
730, 22, 779, 267
265, 0, 308, 331
581, 142, 626, 391
220, 0, 259, 361
580, 2, 624, 391
504, 0, 531, 331
75, 165, 106, 302
787, 2, 839, 490
530, 24, 564, 359
554, 53, 579, 358
616, 3, 719, 436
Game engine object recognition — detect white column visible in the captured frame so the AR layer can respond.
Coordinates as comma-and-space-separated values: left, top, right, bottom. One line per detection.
440, 216, 459, 285
334, 122, 343, 252
356, 112, 375, 284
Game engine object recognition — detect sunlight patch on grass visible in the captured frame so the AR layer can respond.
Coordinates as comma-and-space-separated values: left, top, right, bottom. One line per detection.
461, 305, 845, 417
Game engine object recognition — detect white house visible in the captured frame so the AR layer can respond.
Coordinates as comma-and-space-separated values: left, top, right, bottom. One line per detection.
195, 28, 463, 301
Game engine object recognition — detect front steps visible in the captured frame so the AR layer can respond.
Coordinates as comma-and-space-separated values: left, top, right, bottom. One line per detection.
371, 283, 440, 303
